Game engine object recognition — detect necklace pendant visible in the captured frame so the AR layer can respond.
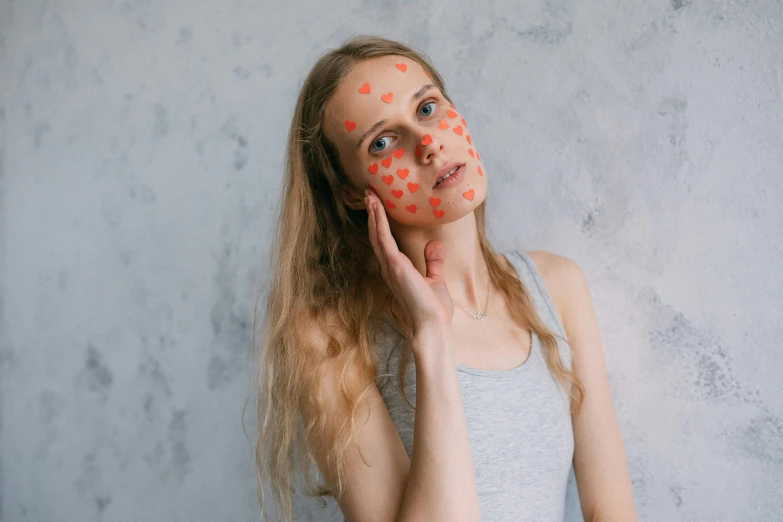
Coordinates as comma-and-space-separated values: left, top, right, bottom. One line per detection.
474, 311, 487, 320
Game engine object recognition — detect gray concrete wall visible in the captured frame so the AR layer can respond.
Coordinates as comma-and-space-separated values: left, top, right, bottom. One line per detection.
1, 1, 781, 521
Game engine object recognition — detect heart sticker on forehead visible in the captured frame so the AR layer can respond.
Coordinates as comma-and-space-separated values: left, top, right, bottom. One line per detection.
381, 93, 394, 104
345, 120, 357, 132
395, 63, 407, 72
359, 83, 371, 94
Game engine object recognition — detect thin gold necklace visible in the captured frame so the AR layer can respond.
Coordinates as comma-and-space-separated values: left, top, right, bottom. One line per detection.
453, 281, 490, 320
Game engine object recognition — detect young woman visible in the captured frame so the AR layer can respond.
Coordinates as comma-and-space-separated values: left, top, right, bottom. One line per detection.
254, 35, 638, 522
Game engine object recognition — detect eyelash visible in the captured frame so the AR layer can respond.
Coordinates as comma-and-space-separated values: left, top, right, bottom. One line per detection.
369, 98, 439, 155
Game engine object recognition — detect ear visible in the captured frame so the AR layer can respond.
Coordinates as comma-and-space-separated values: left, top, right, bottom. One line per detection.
341, 185, 367, 211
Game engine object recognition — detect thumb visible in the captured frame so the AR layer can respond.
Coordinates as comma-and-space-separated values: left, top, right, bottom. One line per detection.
423, 240, 446, 281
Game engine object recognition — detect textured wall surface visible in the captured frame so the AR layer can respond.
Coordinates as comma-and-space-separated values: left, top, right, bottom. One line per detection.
2, 1, 782, 521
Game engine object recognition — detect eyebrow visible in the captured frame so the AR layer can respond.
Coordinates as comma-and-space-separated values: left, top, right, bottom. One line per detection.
355, 83, 437, 150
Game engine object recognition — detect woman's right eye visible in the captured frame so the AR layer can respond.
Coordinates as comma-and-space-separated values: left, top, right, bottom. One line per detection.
370, 136, 392, 154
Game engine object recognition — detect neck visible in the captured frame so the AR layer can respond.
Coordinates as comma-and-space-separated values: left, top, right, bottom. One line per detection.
388, 211, 492, 312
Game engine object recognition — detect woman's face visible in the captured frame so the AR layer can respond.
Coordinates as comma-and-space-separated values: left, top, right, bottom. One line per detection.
324, 55, 488, 226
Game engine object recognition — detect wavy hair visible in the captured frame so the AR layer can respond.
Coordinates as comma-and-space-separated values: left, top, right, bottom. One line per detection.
248, 34, 585, 522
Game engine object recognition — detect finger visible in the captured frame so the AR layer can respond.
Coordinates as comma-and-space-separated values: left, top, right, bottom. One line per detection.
423, 240, 446, 281
371, 193, 401, 262
365, 195, 389, 276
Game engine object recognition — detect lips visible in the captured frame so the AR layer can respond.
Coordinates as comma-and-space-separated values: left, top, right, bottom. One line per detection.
432, 161, 464, 188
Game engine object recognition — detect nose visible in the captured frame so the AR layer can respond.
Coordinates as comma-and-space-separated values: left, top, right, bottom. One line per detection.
417, 132, 444, 163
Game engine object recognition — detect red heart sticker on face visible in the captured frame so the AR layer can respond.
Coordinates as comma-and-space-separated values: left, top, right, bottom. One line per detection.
447, 110, 458, 118
438, 120, 449, 130
345, 120, 357, 132
466, 135, 472, 145
395, 63, 407, 72
463, 189, 475, 201
392, 189, 404, 198
359, 83, 371, 94
449, 103, 455, 110
433, 208, 445, 219
420, 134, 433, 146
385, 199, 397, 209
452, 126, 463, 136
382, 174, 394, 185
461, 117, 467, 128
477, 152, 481, 161
407, 182, 420, 193
392, 147, 404, 159
429, 196, 441, 207
415, 145, 422, 157
405, 204, 417, 213
478, 165, 483, 176
382, 156, 393, 168
396, 168, 409, 179
468, 148, 474, 158
381, 92, 394, 104
368, 163, 379, 174
368, 184, 377, 193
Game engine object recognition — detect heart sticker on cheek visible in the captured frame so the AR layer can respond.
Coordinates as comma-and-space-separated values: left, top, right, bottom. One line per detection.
438, 120, 449, 130
368, 163, 379, 174
382, 156, 393, 168
452, 126, 463, 136
461, 117, 467, 128
477, 152, 481, 161
392, 189, 404, 199
345, 120, 357, 132
463, 189, 475, 201
468, 149, 474, 158
368, 184, 378, 193
395, 63, 407, 72
405, 204, 417, 213
381, 93, 394, 104
359, 83, 371, 94
466, 135, 472, 145
447, 110, 458, 119
429, 197, 441, 207
407, 182, 420, 193
385, 199, 397, 209
421, 134, 433, 146
392, 147, 404, 159
382, 175, 394, 185
478, 166, 483, 176
396, 168, 409, 179
433, 208, 445, 219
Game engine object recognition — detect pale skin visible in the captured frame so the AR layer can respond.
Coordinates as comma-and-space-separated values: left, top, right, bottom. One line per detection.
321, 55, 638, 521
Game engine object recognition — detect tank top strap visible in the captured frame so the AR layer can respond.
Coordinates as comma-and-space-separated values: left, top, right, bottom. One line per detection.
503, 250, 571, 370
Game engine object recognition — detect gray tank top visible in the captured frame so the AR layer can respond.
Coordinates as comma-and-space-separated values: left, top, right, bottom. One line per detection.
373, 250, 575, 522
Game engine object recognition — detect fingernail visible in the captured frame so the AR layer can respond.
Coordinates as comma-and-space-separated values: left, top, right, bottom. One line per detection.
364, 188, 370, 196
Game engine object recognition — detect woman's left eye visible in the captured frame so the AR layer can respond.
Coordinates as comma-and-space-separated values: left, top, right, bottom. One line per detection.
368, 100, 438, 155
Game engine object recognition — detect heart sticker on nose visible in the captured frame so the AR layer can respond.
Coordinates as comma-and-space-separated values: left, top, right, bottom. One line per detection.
429, 196, 441, 207
438, 120, 449, 130
396, 168, 409, 179
463, 189, 475, 201
359, 83, 371, 94
447, 110, 458, 119
345, 120, 357, 132
433, 208, 445, 219
468, 149, 474, 158
385, 199, 397, 209
368, 163, 379, 174
395, 63, 407, 72
381, 93, 394, 104
466, 135, 472, 145
421, 134, 433, 146
392, 147, 404, 159
392, 189, 404, 198
407, 182, 420, 193
405, 204, 417, 213
452, 126, 463, 136
382, 175, 394, 185
382, 156, 393, 168
478, 165, 483, 176
415, 145, 422, 157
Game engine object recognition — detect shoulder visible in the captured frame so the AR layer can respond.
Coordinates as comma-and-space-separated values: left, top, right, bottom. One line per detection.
524, 250, 588, 334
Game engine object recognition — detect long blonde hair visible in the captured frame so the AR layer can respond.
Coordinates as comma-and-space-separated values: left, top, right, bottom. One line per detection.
249, 34, 585, 522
